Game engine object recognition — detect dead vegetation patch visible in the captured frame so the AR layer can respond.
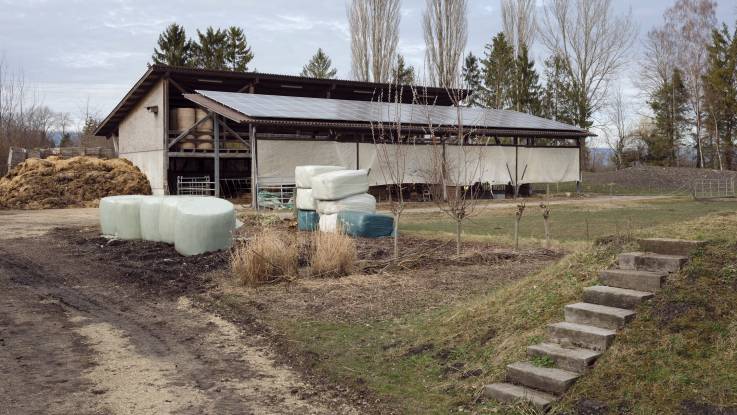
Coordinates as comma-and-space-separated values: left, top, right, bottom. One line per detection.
310, 232, 357, 278
231, 228, 299, 286
0, 156, 151, 209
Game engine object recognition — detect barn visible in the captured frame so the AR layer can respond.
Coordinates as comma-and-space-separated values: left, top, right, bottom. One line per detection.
95, 65, 591, 206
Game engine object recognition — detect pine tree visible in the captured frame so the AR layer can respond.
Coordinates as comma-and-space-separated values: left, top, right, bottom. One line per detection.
481, 33, 515, 109
461, 52, 483, 107
511, 46, 541, 115
152, 23, 193, 66
224, 27, 254, 72
541, 54, 575, 125
649, 68, 690, 165
192, 27, 228, 70
392, 54, 415, 85
704, 23, 737, 169
301, 48, 338, 79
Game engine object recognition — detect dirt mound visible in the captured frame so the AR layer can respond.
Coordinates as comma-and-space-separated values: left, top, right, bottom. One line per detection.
584, 166, 737, 192
0, 156, 151, 209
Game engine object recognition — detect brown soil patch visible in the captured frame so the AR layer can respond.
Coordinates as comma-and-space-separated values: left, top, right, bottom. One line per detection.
0, 156, 151, 209
584, 166, 737, 192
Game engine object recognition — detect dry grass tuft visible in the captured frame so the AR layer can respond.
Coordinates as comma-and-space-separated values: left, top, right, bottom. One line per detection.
310, 232, 357, 278
231, 228, 298, 286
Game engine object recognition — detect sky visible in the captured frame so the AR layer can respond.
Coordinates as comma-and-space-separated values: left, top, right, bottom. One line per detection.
1, 0, 736, 140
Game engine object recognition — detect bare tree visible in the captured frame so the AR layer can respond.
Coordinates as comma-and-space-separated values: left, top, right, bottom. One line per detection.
348, 0, 401, 83
501, 0, 537, 56
423, 0, 468, 88
539, 0, 637, 130
605, 86, 634, 169
663, 0, 717, 168
370, 83, 413, 258
419, 81, 483, 255
0, 58, 55, 175
639, 28, 677, 103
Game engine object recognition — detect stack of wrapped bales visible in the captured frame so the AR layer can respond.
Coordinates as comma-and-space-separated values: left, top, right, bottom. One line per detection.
294, 165, 343, 231
310, 169, 393, 237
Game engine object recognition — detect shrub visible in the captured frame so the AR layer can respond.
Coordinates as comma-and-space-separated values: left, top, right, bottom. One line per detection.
231, 228, 298, 286
310, 232, 357, 278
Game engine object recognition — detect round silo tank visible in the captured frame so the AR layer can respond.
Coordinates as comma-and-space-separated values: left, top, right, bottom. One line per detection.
175, 108, 196, 133
179, 134, 196, 151
195, 108, 213, 132
196, 134, 213, 150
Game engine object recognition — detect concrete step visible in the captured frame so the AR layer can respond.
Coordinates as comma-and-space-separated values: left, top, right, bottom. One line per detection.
564, 302, 636, 330
619, 251, 688, 273
484, 383, 557, 411
547, 321, 616, 351
600, 268, 667, 292
527, 342, 602, 374
506, 362, 580, 395
638, 238, 705, 256
583, 285, 654, 309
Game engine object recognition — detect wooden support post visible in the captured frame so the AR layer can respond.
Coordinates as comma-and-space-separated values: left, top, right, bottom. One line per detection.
250, 124, 257, 208
576, 137, 583, 194
515, 138, 519, 197
163, 77, 170, 194
213, 113, 221, 197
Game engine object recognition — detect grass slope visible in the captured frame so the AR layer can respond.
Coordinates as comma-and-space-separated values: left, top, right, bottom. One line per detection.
556, 239, 737, 414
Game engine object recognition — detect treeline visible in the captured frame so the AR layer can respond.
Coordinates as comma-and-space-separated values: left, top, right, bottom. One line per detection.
152, 24, 253, 71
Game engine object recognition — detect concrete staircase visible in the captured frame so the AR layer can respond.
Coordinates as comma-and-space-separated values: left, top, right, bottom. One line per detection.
484, 238, 703, 411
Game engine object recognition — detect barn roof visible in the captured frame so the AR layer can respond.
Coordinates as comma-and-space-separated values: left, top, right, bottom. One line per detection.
94, 64, 458, 137
185, 90, 593, 138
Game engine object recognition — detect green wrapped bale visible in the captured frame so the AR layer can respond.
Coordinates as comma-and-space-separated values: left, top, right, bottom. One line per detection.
337, 211, 394, 238
298, 209, 320, 231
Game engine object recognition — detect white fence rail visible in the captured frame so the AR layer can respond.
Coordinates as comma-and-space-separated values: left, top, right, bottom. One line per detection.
693, 178, 736, 199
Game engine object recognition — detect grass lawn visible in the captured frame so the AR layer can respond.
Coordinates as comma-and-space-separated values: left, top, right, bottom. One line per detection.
400, 197, 737, 245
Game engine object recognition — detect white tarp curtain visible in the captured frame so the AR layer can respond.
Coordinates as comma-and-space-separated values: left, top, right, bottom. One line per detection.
257, 140, 579, 185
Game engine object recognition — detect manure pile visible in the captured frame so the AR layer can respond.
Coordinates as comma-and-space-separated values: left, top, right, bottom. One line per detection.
0, 156, 151, 209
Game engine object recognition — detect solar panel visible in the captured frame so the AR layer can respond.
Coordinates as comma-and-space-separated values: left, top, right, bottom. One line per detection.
195, 90, 586, 133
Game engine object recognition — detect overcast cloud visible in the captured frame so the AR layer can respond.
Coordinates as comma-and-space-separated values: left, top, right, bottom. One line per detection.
1, 0, 736, 138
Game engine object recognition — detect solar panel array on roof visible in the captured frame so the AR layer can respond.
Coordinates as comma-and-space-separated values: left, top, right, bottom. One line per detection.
195, 90, 587, 133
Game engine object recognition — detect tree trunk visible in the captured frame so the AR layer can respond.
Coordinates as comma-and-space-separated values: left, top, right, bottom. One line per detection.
696, 113, 704, 168
456, 219, 462, 255
514, 218, 519, 251
544, 217, 550, 249
393, 213, 399, 259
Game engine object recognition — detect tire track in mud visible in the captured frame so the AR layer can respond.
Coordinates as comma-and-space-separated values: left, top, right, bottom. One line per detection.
0, 237, 357, 414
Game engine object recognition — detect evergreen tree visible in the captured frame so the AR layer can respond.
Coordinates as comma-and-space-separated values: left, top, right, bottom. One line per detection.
224, 26, 254, 72
541, 54, 575, 125
192, 27, 228, 70
392, 54, 416, 85
301, 48, 338, 79
649, 68, 690, 165
704, 23, 737, 169
461, 52, 483, 107
152, 23, 193, 66
511, 46, 541, 115
481, 33, 515, 109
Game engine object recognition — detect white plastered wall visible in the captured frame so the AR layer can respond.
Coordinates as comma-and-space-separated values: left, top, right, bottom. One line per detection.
256, 140, 579, 186
118, 80, 166, 195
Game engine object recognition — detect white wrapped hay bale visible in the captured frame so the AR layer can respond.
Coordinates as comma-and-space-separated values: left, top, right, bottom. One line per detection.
318, 213, 339, 233
295, 165, 344, 189
99, 196, 121, 235
311, 169, 369, 201
316, 193, 376, 215
158, 196, 202, 244
112, 195, 147, 240
139, 196, 165, 242
174, 198, 236, 256
296, 188, 317, 210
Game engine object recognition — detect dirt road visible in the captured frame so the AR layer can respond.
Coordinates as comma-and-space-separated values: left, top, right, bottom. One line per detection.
0, 227, 357, 414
